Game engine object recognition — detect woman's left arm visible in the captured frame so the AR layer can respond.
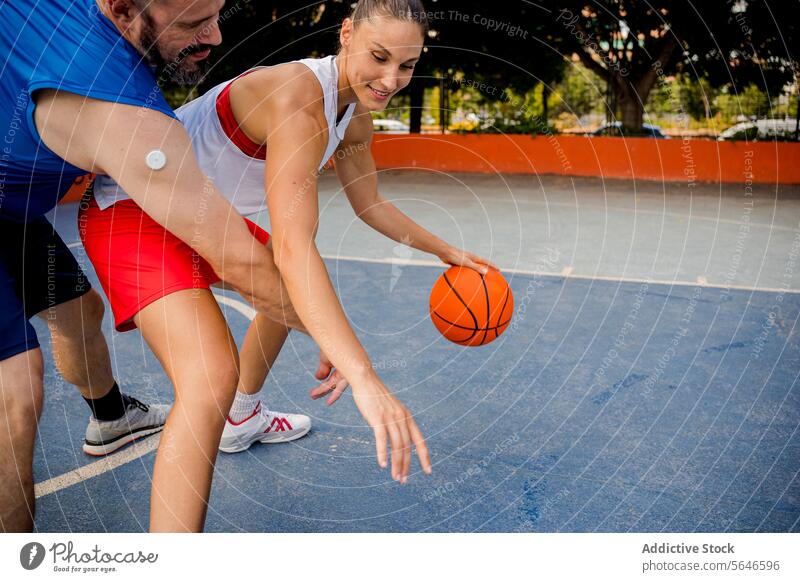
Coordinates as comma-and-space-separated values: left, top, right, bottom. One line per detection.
334, 112, 497, 274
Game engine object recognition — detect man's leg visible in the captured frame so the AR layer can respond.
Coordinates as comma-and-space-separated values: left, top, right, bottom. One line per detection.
0, 349, 44, 532
0, 218, 47, 531
24, 217, 167, 456
135, 289, 239, 532
38, 289, 113, 399
220, 312, 310, 453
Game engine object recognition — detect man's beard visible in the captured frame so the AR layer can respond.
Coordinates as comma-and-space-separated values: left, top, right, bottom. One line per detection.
139, 13, 211, 86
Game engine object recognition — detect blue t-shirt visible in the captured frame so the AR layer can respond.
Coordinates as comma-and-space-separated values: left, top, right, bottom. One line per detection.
0, 0, 177, 222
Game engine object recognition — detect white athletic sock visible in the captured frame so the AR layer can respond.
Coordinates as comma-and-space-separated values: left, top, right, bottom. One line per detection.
228, 390, 262, 423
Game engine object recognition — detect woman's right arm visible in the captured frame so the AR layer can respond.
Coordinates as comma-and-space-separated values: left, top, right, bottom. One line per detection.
264, 95, 431, 483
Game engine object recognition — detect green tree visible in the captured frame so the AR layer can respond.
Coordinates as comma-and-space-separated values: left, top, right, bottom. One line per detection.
168, 1, 795, 137
676, 75, 718, 121
714, 84, 770, 122
414, 2, 568, 132
546, 1, 796, 132
550, 62, 607, 119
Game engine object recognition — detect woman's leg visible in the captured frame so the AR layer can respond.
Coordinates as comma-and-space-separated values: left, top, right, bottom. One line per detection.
134, 289, 238, 532
220, 312, 310, 453
238, 313, 289, 395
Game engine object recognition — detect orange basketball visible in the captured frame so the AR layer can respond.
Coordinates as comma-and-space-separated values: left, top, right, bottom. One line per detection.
429, 266, 514, 346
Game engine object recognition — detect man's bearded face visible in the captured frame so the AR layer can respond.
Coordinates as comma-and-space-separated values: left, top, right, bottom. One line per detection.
134, 0, 223, 85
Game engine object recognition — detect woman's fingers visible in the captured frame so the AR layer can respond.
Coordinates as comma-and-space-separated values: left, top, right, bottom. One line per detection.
315, 352, 333, 380
310, 371, 348, 404
469, 253, 499, 272
357, 388, 433, 482
443, 246, 499, 274
326, 376, 350, 406
408, 416, 432, 474
386, 421, 404, 481
374, 425, 388, 469
397, 414, 412, 484
309, 377, 335, 400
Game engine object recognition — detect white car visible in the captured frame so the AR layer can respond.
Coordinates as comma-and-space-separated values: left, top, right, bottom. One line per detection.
717, 119, 797, 141
372, 119, 410, 134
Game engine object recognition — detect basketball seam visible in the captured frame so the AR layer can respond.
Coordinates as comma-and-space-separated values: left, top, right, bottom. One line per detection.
441, 271, 479, 343
431, 310, 512, 332
480, 273, 491, 345
495, 285, 512, 339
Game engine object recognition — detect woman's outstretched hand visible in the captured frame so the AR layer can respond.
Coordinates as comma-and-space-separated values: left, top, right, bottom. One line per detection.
310, 351, 432, 482
352, 379, 432, 483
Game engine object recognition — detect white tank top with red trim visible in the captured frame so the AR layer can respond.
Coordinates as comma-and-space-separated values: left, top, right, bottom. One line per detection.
93, 55, 357, 216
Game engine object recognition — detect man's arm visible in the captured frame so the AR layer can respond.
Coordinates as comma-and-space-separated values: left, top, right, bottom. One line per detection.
34, 90, 305, 331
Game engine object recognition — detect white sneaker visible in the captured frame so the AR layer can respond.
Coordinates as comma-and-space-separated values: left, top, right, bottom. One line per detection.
219, 402, 311, 453
83, 395, 170, 456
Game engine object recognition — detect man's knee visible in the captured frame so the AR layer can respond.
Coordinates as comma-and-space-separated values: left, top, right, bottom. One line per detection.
76, 289, 106, 331
46, 289, 106, 339
0, 356, 44, 433
80, 289, 106, 328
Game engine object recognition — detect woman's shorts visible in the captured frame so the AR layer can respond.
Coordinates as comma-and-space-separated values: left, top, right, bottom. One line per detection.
80, 197, 269, 332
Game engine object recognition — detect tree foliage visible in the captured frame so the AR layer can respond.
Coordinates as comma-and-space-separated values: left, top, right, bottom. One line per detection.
162, 1, 795, 135
543, 0, 796, 131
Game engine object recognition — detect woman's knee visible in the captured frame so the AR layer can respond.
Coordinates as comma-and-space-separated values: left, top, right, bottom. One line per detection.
173, 358, 239, 415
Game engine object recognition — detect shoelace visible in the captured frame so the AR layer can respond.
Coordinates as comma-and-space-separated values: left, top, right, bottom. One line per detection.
258, 404, 292, 432
122, 394, 150, 413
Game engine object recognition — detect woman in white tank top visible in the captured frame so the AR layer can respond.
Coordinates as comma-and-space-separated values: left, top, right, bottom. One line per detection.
82, 0, 495, 525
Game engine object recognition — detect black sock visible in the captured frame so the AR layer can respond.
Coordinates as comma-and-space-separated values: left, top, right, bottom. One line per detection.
83, 382, 126, 421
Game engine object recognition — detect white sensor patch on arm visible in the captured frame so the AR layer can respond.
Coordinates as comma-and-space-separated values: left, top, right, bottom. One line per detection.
145, 149, 167, 171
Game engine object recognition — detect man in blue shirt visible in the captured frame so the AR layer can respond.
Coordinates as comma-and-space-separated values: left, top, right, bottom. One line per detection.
0, 0, 304, 531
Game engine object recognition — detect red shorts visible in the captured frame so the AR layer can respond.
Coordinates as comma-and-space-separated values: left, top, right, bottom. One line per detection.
80, 197, 269, 332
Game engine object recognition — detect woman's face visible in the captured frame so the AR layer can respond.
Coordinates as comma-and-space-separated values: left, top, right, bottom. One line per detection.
341, 16, 424, 112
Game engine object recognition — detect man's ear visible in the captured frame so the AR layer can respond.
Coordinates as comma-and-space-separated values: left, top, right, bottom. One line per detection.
340, 17, 354, 50
106, 0, 141, 29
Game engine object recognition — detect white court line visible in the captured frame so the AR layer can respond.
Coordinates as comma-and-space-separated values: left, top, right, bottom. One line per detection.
214, 293, 256, 320
322, 254, 800, 296
35, 435, 161, 499
66, 241, 800, 295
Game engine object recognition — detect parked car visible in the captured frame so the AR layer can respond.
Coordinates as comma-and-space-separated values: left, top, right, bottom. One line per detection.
717, 119, 798, 141
372, 119, 410, 133
590, 121, 668, 138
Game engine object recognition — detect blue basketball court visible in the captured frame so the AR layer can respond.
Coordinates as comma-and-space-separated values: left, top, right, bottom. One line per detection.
31, 172, 800, 532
